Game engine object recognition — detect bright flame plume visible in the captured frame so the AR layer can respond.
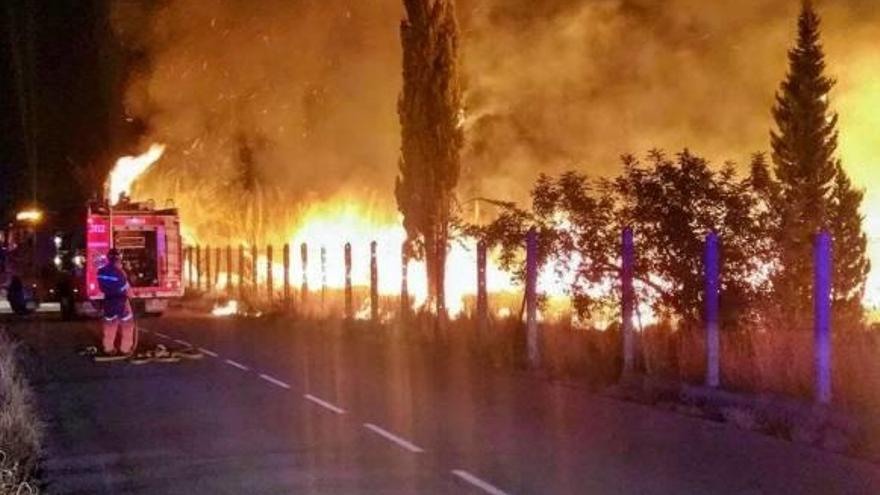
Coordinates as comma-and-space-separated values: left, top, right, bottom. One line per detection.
108, 144, 166, 205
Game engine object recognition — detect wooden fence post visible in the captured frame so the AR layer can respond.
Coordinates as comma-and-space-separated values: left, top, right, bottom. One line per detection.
814, 230, 833, 404
344, 242, 353, 319
704, 232, 721, 388
525, 228, 539, 368
477, 240, 488, 335
370, 241, 379, 322
622, 227, 635, 377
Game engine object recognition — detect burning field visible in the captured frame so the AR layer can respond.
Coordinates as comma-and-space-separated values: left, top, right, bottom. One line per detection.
107, 0, 880, 318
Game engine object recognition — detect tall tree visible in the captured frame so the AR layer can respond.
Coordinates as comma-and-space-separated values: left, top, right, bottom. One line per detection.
769, 1, 868, 329
396, 0, 463, 317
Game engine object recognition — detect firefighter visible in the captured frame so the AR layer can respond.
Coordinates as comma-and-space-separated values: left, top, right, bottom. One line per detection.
97, 248, 135, 357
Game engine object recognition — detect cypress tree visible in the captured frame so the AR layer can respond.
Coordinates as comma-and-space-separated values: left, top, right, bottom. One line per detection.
396, 0, 463, 317
770, 1, 868, 329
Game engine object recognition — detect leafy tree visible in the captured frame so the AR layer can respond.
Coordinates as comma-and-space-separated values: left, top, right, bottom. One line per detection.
769, 1, 868, 329
473, 151, 770, 327
396, 0, 463, 317
611, 150, 769, 327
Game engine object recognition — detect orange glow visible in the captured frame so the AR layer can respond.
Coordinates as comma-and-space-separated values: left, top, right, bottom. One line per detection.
108, 144, 166, 205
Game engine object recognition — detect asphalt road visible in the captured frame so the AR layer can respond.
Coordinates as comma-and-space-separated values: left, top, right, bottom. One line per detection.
7, 311, 880, 494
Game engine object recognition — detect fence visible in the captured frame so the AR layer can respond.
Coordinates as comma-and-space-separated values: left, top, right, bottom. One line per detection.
184, 228, 836, 404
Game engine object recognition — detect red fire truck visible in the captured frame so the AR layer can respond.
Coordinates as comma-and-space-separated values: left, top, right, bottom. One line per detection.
1, 197, 184, 319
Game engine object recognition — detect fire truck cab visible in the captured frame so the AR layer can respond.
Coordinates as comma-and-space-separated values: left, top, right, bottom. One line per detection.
1, 198, 184, 319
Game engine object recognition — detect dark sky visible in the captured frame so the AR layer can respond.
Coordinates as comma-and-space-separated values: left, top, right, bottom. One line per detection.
0, 0, 135, 221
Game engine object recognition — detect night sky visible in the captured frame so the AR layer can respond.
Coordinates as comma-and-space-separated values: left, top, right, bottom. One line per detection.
0, 0, 134, 221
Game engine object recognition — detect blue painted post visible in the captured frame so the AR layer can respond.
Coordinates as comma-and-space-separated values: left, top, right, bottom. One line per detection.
704, 232, 721, 388
621, 228, 635, 376
814, 230, 833, 404
525, 228, 540, 367
370, 241, 379, 322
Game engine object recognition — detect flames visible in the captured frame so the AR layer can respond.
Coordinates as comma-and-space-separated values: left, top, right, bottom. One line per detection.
107, 144, 166, 205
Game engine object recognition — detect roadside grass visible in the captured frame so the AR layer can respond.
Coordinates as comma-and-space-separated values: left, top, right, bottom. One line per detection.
0, 328, 41, 493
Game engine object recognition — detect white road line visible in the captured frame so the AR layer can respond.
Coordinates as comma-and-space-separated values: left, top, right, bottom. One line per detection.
304, 394, 346, 414
154, 332, 171, 339
451, 470, 510, 495
173, 338, 192, 347
224, 359, 250, 371
363, 423, 424, 453
259, 374, 291, 389
198, 347, 219, 358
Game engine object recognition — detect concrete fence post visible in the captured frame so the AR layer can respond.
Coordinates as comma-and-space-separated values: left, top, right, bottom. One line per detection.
186, 246, 193, 288
238, 245, 245, 301
525, 228, 540, 368
214, 247, 221, 289
400, 243, 409, 318
226, 245, 232, 292
251, 244, 258, 299
205, 245, 212, 293
814, 230, 833, 404
344, 242, 353, 319
321, 246, 327, 312
621, 227, 635, 377
477, 240, 488, 336
283, 243, 291, 311
300, 243, 309, 306
266, 245, 273, 303
704, 232, 721, 388
370, 241, 379, 322
196, 244, 202, 291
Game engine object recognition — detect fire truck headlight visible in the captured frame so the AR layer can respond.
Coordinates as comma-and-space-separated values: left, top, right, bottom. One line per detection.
53, 236, 62, 248
53, 255, 62, 267
73, 255, 85, 267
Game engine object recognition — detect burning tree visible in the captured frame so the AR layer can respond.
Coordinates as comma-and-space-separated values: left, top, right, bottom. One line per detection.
769, 1, 869, 329
396, 0, 463, 317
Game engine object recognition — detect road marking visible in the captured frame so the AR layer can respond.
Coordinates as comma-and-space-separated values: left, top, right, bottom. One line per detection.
224, 359, 250, 371
139, 328, 150, 334
259, 374, 291, 389
173, 338, 192, 347
154, 332, 171, 339
304, 394, 346, 414
198, 347, 219, 358
451, 470, 510, 495
363, 423, 424, 453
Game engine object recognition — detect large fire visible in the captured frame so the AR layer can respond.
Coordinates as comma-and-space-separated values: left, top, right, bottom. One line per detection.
107, 144, 166, 205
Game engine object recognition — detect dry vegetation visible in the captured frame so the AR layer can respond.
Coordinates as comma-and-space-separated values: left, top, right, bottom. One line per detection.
0, 328, 41, 494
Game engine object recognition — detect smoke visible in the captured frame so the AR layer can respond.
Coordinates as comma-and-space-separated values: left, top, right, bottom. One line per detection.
113, 0, 880, 241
